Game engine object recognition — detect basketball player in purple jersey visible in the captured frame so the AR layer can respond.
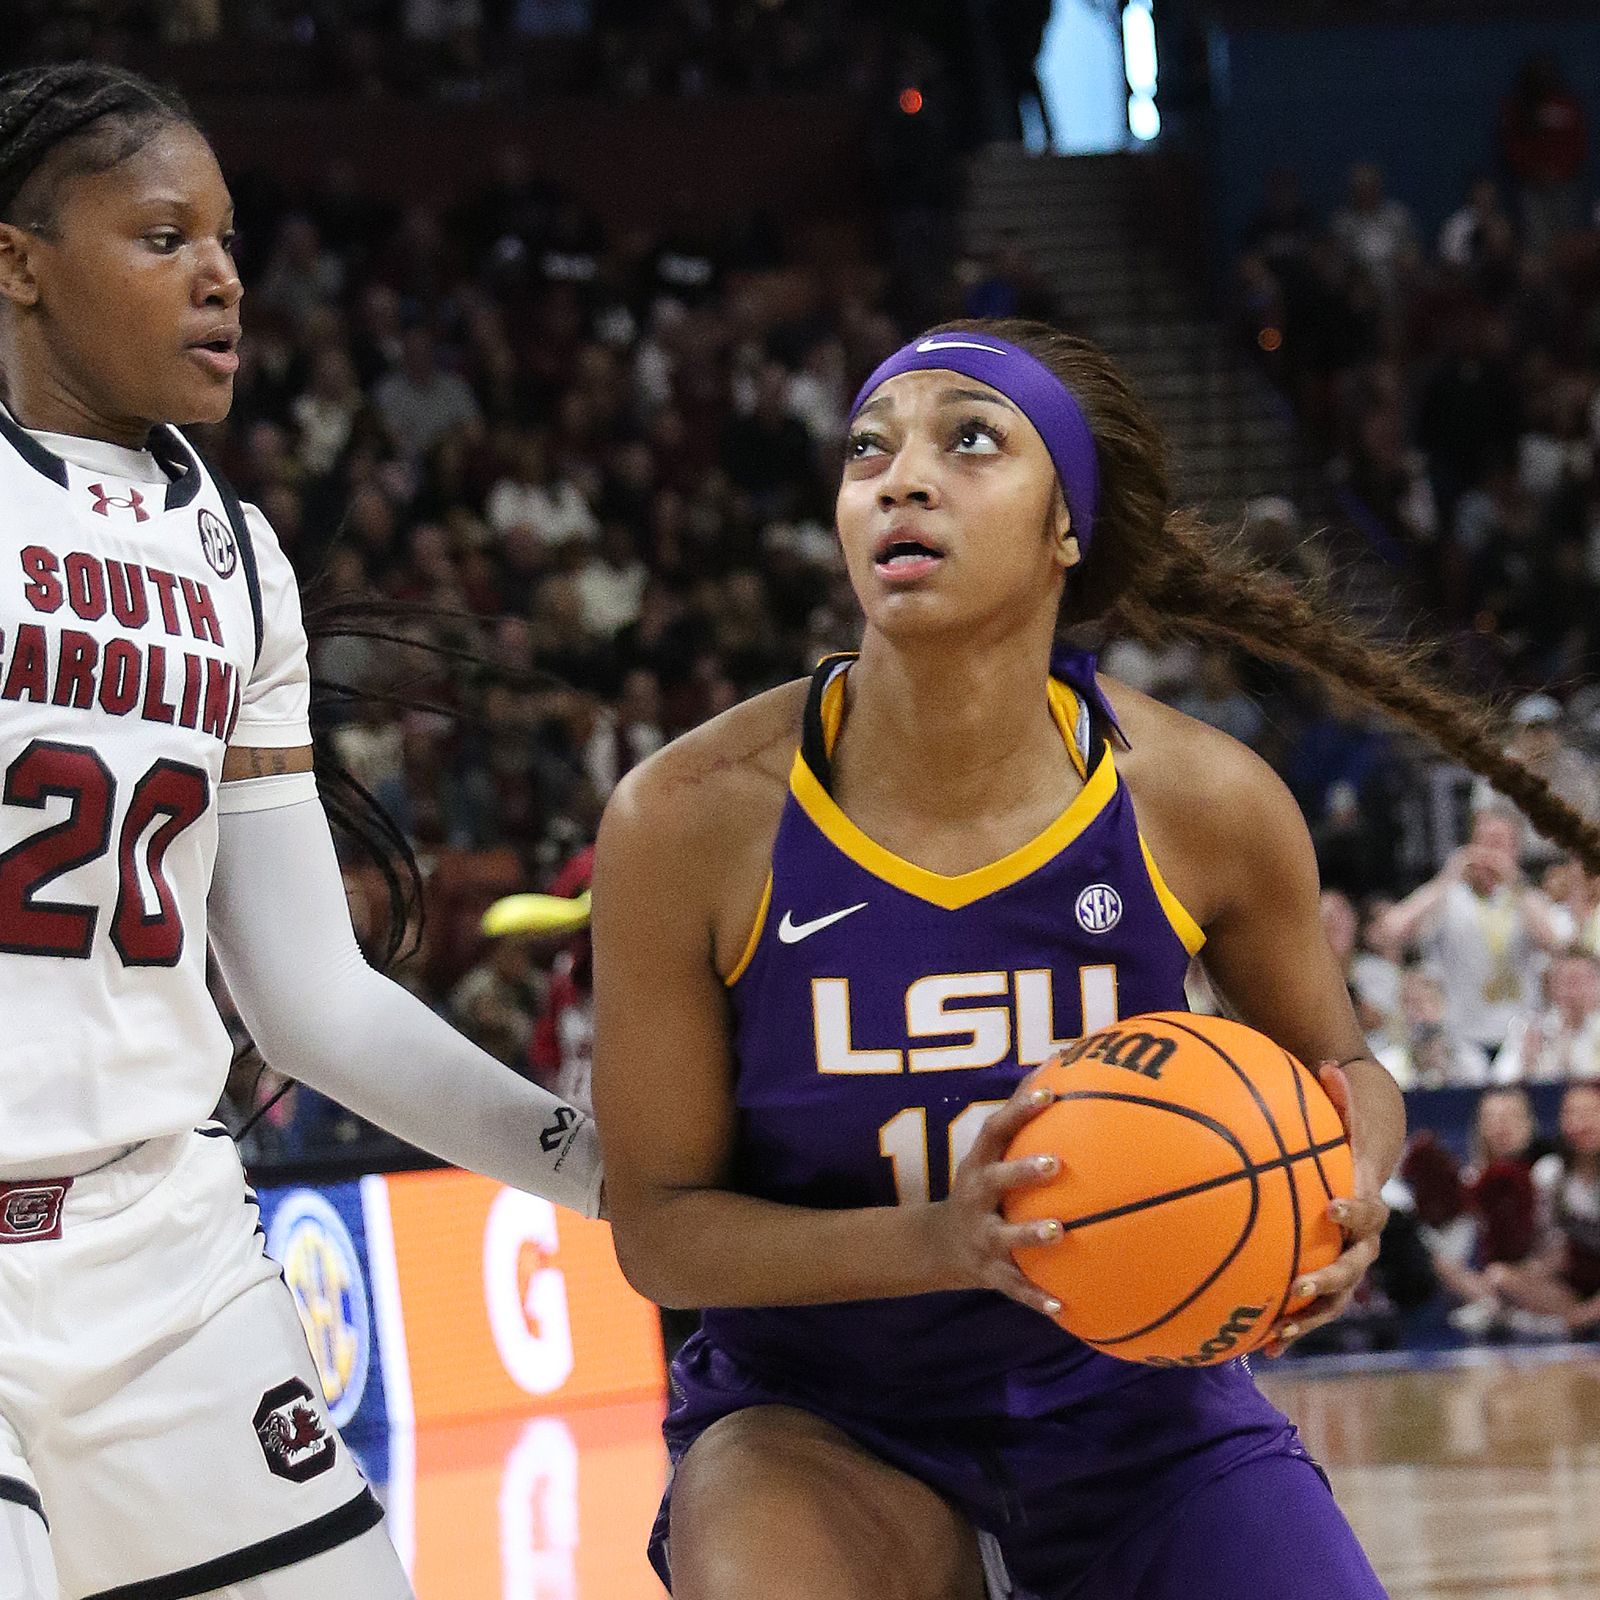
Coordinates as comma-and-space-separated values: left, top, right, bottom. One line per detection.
594, 321, 1600, 1599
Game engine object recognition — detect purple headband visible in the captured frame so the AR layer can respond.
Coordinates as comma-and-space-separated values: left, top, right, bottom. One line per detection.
850, 333, 1101, 551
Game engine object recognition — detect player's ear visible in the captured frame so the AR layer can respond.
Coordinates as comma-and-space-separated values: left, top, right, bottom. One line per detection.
0, 223, 44, 309
1051, 486, 1081, 572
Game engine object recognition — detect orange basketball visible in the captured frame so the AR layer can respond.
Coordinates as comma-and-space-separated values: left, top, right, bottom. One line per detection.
1002, 1011, 1353, 1367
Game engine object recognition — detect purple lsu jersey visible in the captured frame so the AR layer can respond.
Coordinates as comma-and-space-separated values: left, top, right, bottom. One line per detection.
698, 654, 1215, 1415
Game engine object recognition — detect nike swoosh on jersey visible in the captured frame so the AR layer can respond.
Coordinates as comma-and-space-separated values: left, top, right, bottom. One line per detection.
777, 902, 869, 943
915, 338, 1008, 355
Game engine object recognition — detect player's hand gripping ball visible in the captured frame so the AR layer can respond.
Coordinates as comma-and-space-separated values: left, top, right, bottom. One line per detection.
1002, 1012, 1353, 1366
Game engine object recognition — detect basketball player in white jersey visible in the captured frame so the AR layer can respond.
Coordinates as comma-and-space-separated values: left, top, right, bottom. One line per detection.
0, 65, 601, 1599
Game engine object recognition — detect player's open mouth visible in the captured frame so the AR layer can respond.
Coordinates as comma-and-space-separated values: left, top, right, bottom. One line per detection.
187, 331, 241, 376
873, 532, 945, 580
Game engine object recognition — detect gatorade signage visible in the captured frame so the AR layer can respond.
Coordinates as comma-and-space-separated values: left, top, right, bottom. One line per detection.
256, 1169, 667, 1434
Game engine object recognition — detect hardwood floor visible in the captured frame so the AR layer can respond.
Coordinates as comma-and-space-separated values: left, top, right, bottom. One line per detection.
1260, 1351, 1600, 1599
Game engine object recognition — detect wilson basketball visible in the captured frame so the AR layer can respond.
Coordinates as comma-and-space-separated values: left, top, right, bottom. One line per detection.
1002, 1012, 1353, 1366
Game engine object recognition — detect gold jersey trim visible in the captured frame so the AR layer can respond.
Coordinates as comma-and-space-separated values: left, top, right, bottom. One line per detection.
1138, 834, 1206, 954
723, 870, 773, 987
788, 671, 1116, 911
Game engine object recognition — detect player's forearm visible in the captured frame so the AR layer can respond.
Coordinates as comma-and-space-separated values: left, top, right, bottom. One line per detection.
609, 1185, 955, 1310
209, 787, 603, 1216
1342, 1054, 1406, 1193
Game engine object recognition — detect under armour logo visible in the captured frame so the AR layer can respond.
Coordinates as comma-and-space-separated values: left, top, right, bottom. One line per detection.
88, 483, 150, 522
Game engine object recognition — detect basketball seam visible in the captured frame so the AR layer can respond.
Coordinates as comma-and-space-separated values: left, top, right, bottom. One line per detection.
1153, 1014, 1304, 1333
1041, 1088, 1262, 1344
1050, 1136, 1349, 1234
1285, 1048, 1336, 1202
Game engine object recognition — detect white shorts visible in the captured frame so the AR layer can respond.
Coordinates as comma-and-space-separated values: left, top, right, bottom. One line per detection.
0, 1130, 382, 1599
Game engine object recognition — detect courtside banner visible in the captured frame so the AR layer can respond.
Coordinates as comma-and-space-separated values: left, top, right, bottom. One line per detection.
257, 1169, 666, 1434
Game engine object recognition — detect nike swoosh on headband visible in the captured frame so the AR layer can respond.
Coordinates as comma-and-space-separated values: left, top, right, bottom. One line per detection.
915, 338, 1009, 355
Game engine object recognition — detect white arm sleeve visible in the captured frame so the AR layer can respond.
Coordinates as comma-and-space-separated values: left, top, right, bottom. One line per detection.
208, 788, 604, 1218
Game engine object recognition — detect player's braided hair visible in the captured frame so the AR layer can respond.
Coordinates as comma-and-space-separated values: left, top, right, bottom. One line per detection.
0, 63, 194, 230
925, 317, 1600, 876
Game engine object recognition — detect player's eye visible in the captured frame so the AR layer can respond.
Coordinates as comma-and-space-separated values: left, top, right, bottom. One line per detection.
846, 430, 887, 461
220, 228, 239, 253
952, 417, 1004, 454
144, 229, 184, 254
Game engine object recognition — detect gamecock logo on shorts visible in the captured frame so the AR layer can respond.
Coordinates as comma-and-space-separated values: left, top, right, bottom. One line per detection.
197, 508, 238, 577
253, 1378, 337, 1483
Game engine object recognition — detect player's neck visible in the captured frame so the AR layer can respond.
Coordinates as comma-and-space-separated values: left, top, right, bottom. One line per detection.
844, 631, 1073, 820
2, 367, 152, 451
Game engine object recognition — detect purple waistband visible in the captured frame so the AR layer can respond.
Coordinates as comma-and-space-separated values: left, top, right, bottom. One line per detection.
851, 332, 1101, 551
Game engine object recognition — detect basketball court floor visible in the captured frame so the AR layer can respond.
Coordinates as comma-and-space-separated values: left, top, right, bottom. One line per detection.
362, 1346, 1600, 1598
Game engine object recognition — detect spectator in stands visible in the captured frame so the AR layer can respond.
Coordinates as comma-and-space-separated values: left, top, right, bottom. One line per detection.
1375, 967, 1489, 1089
1330, 162, 1418, 305
1438, 177, 1516, 271
1244, 166, 1317, 292
1471, 1084, 1557, 1172
1377, 808, 1565, 1069
256, 213, 344, 333
1403, 1088, 1548, 1339
579, 667, 665, 797
1494, 951, 1600, 1083
1499, 55, 1589, 251
290, 346, 366, 477
528, 850, 595, 1112
486, 430, 601, 552
450, 933, 546, 1065
1169, 648, 1265, 749
372, 324, 482, 461
1482, 1081, 1600, 1336
1351, 896, 1405, 1045
1465, 699, 1600, 873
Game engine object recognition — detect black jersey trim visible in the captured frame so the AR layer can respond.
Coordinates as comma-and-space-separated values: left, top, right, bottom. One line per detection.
149, 425, 204, 511
0, 406, 70, 489
0, 1475, 47, 1529
799, 652, 856, 794
82, 1486, 383, 1600
799, 651, 1111, 791
185, 440, 264, 668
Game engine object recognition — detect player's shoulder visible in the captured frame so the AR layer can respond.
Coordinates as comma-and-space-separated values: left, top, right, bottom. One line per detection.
1105, 676, 1283, 808
605, 678, 807, 854
1102, 673, 1311, 919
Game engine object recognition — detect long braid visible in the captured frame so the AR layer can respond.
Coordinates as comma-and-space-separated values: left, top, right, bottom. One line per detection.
0, 63, 192, 226
1119, 512, 1600, 874
927, 316, 1600, 875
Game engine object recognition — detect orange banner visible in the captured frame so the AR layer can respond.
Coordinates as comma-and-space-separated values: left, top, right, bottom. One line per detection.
408, 1400, 669, 1600
382, 1169, 667, 1428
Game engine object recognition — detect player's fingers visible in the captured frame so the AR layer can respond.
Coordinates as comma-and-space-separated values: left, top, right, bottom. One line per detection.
1316, 1061, 1354, 1131
964, 1084, 1055, 1168
979, 1152, 1061, 1199
1291, 1234, 1379, 1308
1266, 1286, 1355, 1354
987, 1262, 1063, 1318
1330, 1194, 1389, 1243
998, 1217, 1065, 1254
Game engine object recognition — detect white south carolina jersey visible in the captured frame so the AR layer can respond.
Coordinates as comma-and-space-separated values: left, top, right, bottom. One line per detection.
0, 409, 310, 1176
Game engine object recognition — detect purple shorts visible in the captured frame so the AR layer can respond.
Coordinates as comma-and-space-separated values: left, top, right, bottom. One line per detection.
649, 1334, 1387, 1600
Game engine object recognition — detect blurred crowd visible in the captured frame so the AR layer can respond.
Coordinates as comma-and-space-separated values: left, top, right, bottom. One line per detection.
1235, 57, 1599, 694
53, 20, 1578, 1350
181, 6, 1032, 1162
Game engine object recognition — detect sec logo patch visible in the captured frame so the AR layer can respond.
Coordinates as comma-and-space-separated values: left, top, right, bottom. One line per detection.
1075, 883, 1123, 934
198, 507, 238, 577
